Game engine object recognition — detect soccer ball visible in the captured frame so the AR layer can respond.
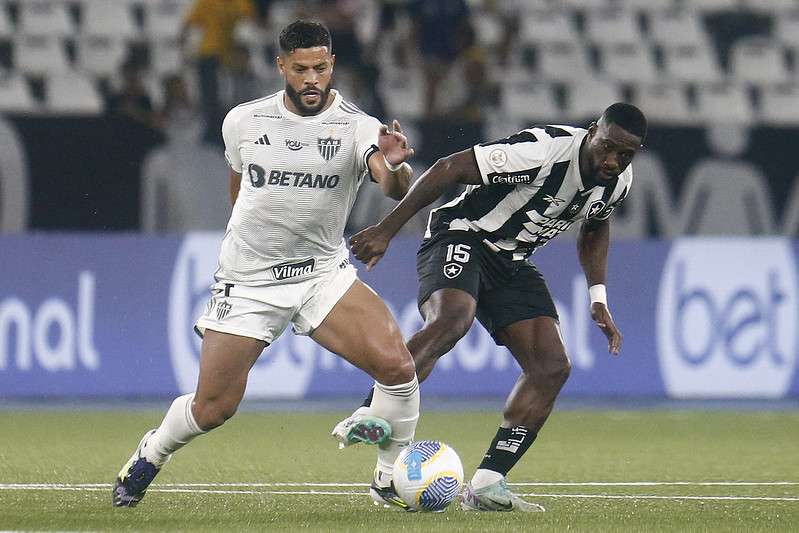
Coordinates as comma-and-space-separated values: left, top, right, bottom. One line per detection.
392, 440, 464, 512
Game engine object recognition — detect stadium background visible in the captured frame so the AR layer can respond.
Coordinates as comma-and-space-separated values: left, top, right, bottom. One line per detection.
1, 0, 798, 402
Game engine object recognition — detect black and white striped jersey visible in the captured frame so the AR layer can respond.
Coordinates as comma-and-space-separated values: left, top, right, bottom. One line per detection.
425, 125, 632, 261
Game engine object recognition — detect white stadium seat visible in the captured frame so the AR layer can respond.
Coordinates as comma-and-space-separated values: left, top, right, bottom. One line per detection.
79, 0, 139, 40
17, 0, 76, 38
583, 8, 642, 46
536, 41, 594, 83
660, 42, 723, 84
500, 80, 561, 122
143, 0, 188, 40
0, 72, 39, 113
563, 78, 623, 123
518, 9, 579, 46
647, 8, 709, 47
598, 42, 658, 84
74, 35, 130, 79
695, 82, 754, 124
757, 83, 799, 126
633, 82, 696, 125
728, 36, 790, 85
13, 35, 72, 77
44, 71, 104, 115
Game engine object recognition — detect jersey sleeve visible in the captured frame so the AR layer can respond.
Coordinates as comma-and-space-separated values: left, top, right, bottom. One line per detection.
221, 107, 244, 173
355, 115, 382, 181
472, 129, 552, 186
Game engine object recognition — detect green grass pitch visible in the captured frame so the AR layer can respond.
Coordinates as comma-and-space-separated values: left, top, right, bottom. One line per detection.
0, 406, 797, 532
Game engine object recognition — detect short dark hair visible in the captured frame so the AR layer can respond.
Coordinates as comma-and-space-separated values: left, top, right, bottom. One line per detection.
601, 102, 647, 141
279, 20, 332, 55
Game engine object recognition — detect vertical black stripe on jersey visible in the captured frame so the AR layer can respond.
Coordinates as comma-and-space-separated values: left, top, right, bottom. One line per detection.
428, 183, 518, 233
482, 161, 571, 241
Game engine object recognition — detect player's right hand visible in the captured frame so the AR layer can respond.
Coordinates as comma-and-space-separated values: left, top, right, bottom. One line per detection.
349, 225, 391, 271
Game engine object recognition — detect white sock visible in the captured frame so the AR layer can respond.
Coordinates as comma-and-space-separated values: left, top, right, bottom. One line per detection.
470, 468, 504, 490
370, 376, 420, 480
141, 393, 207, 468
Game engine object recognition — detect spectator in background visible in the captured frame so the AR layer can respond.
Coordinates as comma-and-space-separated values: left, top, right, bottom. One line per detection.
408, 0, 470, 118
105, 57, 159, 131
219, 43, 277, 110
183, 0, 258, 121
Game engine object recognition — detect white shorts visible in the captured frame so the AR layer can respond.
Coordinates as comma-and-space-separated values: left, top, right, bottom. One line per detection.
195, 263, 358, 344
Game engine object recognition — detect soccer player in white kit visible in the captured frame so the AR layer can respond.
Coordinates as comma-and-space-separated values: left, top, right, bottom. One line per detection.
114, 20, 420, 508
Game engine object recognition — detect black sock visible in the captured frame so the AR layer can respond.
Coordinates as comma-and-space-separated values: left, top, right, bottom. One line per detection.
477, 426, 537, 476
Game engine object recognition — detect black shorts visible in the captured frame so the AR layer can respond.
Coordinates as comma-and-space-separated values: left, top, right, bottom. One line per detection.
416, 231, 559, 339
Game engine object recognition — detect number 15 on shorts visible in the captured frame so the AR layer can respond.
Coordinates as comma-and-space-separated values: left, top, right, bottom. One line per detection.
446, 243, 471, 263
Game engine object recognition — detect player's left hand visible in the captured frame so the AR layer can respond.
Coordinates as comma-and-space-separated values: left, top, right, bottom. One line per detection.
590, 302, 622, 355
378, 119, 414, 168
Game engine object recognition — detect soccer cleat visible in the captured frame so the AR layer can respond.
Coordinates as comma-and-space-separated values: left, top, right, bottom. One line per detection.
331, 408, 391, 449
370, 473, 413, 511
113, 429, 167, 507
460, 479, 546, 513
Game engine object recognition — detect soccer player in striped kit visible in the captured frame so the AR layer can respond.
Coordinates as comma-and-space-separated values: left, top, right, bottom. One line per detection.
335, 103, 647, 511
114, 20, 420, 508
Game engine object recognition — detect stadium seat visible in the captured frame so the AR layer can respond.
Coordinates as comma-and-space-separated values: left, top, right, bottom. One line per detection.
583, 8, 642, 46
632, 82, 696, 125
646, 8, 709, 47
142, 0, 188, 41
379, 67, 426, 121
0, 72, 38, 113
536, 41, 594, 83
149, 37, 185, 77
470, 10, 503, 49
773, 9, 799, 47
757, 83, 799, 126
728, 36, 789, 85
739, 0, 799, 13
74, 35, 129, 79
598, 42, 658, 84
692, 0, 740, 11
13, 35, 72, 77
517, 9, 579, 46
659, 42, 723, 84
695, 82, 754, 124
17, 0, 76, 38
618, 0, 678, 13
0, 1, 14, 38
563, 78, 623, 123
43, 71, 104, 115
500, 80, 560, 122
79, 0, 140, 40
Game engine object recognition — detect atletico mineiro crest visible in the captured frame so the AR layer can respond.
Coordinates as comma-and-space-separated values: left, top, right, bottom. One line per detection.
318, 136, 341, 161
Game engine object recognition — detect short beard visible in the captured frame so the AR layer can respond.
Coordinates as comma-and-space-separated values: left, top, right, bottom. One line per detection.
285, 83, 332, 115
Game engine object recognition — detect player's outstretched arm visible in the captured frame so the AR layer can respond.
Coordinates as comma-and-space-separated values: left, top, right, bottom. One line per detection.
351, 148, 482, 271
577, 218, 622, 354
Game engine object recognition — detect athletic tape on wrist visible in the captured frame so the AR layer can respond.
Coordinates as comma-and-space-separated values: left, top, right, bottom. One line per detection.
383, 155, 403, 172
589, 284, 607, 306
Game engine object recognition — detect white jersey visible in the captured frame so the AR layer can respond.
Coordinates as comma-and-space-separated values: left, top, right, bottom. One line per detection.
218, 89, 381, 285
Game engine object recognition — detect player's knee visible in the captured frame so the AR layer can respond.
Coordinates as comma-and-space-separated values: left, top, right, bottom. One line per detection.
376, 355, 416, 386
193, 397, 239, 431
542, 350, 571, 387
